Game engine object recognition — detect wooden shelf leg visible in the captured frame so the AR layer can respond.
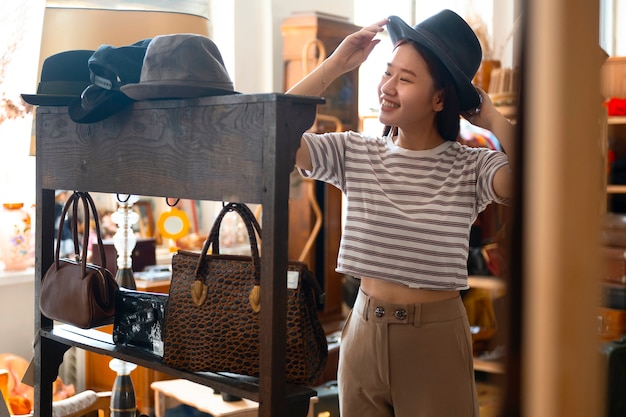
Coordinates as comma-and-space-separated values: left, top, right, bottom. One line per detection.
287, 397, 310, 417
35, 336, 71, 417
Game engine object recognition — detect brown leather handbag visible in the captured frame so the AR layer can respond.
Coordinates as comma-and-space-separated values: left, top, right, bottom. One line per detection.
40, 191, 118, 329
163, 202, 327, 385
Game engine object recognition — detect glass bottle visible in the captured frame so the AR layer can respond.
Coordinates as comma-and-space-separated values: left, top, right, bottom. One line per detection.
0, 203, 32, 271
109, 359, 137, 417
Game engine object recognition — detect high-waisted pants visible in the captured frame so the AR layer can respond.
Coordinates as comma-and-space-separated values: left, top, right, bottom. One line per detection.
337, 288, 479, 417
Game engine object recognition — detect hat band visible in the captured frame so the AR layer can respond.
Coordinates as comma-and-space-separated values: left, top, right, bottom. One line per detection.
36, 81, 90, 96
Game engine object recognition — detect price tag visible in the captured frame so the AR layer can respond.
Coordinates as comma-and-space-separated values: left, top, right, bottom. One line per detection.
287, 270, 299, 289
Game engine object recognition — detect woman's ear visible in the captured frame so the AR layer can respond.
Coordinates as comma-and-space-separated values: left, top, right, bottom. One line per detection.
433, 90, 445, 112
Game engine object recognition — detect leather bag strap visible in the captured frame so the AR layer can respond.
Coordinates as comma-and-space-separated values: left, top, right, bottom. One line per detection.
83, 191, 108, 271
195, 202, 261, 284
208, 203, 262, 254
54, 191, 108, 275
190, 203, 261, 307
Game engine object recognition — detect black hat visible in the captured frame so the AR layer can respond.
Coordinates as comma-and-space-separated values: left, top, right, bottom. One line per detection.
21, 50, 93, 106
68, 38, 151, 124
121, 34, 237, 100
386, 10, 482, 111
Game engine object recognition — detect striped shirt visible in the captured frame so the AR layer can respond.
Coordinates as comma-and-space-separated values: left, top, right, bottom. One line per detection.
299, 130, 510, 290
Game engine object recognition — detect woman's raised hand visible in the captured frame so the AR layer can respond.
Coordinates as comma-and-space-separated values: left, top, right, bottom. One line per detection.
286, 19, 387, 99
326, 19, 388, 74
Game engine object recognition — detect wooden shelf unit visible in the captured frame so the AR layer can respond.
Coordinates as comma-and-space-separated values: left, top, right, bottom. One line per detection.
34, 93, 322, 417
607, 116, 626, 212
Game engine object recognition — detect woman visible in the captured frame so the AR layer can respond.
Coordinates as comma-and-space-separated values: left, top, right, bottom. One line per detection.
287, 9, 514, 417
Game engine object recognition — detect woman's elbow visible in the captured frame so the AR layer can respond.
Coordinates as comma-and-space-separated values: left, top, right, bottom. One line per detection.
296, 139, 313, 171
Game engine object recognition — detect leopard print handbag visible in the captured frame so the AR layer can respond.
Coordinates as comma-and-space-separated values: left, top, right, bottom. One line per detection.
162, 202, 327, 385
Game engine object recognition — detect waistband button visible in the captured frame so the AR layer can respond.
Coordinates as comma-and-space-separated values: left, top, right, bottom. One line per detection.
395, 309, 407, 320
374, 306, 385, 317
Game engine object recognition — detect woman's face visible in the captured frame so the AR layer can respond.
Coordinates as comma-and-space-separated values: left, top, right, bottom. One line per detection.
377, 43, 443, 131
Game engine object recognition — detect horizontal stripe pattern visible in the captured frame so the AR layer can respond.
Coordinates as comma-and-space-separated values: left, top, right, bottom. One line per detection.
300, 131, 509, 290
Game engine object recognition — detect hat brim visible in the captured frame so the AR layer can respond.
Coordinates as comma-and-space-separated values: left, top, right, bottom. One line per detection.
68, 85, 134, 124
121, 82, 238, 101
21, 94, 78, 106
386, 15, 480, 111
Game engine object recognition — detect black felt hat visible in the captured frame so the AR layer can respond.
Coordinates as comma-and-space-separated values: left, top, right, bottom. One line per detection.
21, 50, 93, 106
386, 10, 483, 111
68, 38, 151, 124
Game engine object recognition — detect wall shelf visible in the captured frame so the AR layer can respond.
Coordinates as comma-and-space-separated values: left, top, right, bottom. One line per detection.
473, 358, 505, 374
608, 116, 626, 125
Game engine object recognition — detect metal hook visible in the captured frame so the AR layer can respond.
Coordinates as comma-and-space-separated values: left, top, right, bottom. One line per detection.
222, 201, 236, 212
116, 193, 131, 203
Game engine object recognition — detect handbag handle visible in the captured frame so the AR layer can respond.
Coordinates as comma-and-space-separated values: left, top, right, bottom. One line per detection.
54, 192, 109, 278
208, 203, 262, 255
191, 203, 261, 306
191, 202, 326, 311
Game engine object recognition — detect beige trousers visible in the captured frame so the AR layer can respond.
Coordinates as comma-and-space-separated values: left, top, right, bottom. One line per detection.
338, 288, 479, 417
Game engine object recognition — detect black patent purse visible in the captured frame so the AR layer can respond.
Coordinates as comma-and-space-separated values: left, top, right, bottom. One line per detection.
113, 288, 169, 357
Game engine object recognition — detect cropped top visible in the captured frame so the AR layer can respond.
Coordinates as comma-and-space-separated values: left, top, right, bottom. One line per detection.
299, 131, 510, 290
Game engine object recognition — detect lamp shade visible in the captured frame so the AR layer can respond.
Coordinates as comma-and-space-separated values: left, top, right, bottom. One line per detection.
29, 0, 212, 154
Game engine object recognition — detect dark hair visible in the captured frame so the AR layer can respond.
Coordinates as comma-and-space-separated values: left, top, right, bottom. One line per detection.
383, 40, 461, 141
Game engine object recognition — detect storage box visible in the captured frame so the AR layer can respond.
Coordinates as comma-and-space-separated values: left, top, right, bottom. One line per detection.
602, 246, 626, 284
599, 307, 626, 341
600, 337, 626, 417
602, 283, 626, 310
602, 56, 626, 99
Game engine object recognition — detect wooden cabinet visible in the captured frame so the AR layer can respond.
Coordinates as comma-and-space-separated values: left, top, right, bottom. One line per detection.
281, 12, 360, 131
281, 13, 360, 328
34, 93, 321, 417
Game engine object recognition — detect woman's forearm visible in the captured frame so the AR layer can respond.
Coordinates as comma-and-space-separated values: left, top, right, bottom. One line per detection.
287, 20, 385, 97
286, 58, 342, 97
489, 111, 516, 169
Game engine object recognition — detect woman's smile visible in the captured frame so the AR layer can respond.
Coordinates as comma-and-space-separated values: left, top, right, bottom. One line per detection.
380, 98, 399, 110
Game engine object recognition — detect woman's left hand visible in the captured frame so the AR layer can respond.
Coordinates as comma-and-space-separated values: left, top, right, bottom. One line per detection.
461, 87, 498, 131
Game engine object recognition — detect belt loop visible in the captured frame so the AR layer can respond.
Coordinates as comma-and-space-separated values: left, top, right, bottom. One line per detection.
364, 295, 371, 321
413, 304, 422, 328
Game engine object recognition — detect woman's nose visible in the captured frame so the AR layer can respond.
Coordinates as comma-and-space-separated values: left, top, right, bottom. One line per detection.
380, 79, 396, 96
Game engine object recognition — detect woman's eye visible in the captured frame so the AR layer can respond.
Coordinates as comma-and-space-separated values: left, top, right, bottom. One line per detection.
383, 71, 391, 77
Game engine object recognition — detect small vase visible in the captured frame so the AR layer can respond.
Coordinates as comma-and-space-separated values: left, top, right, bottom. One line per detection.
0, 203, 32, 271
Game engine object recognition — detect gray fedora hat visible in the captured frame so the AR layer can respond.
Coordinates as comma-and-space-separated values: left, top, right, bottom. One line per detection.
386, 10, 482, 111
121, 34, 237, 100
